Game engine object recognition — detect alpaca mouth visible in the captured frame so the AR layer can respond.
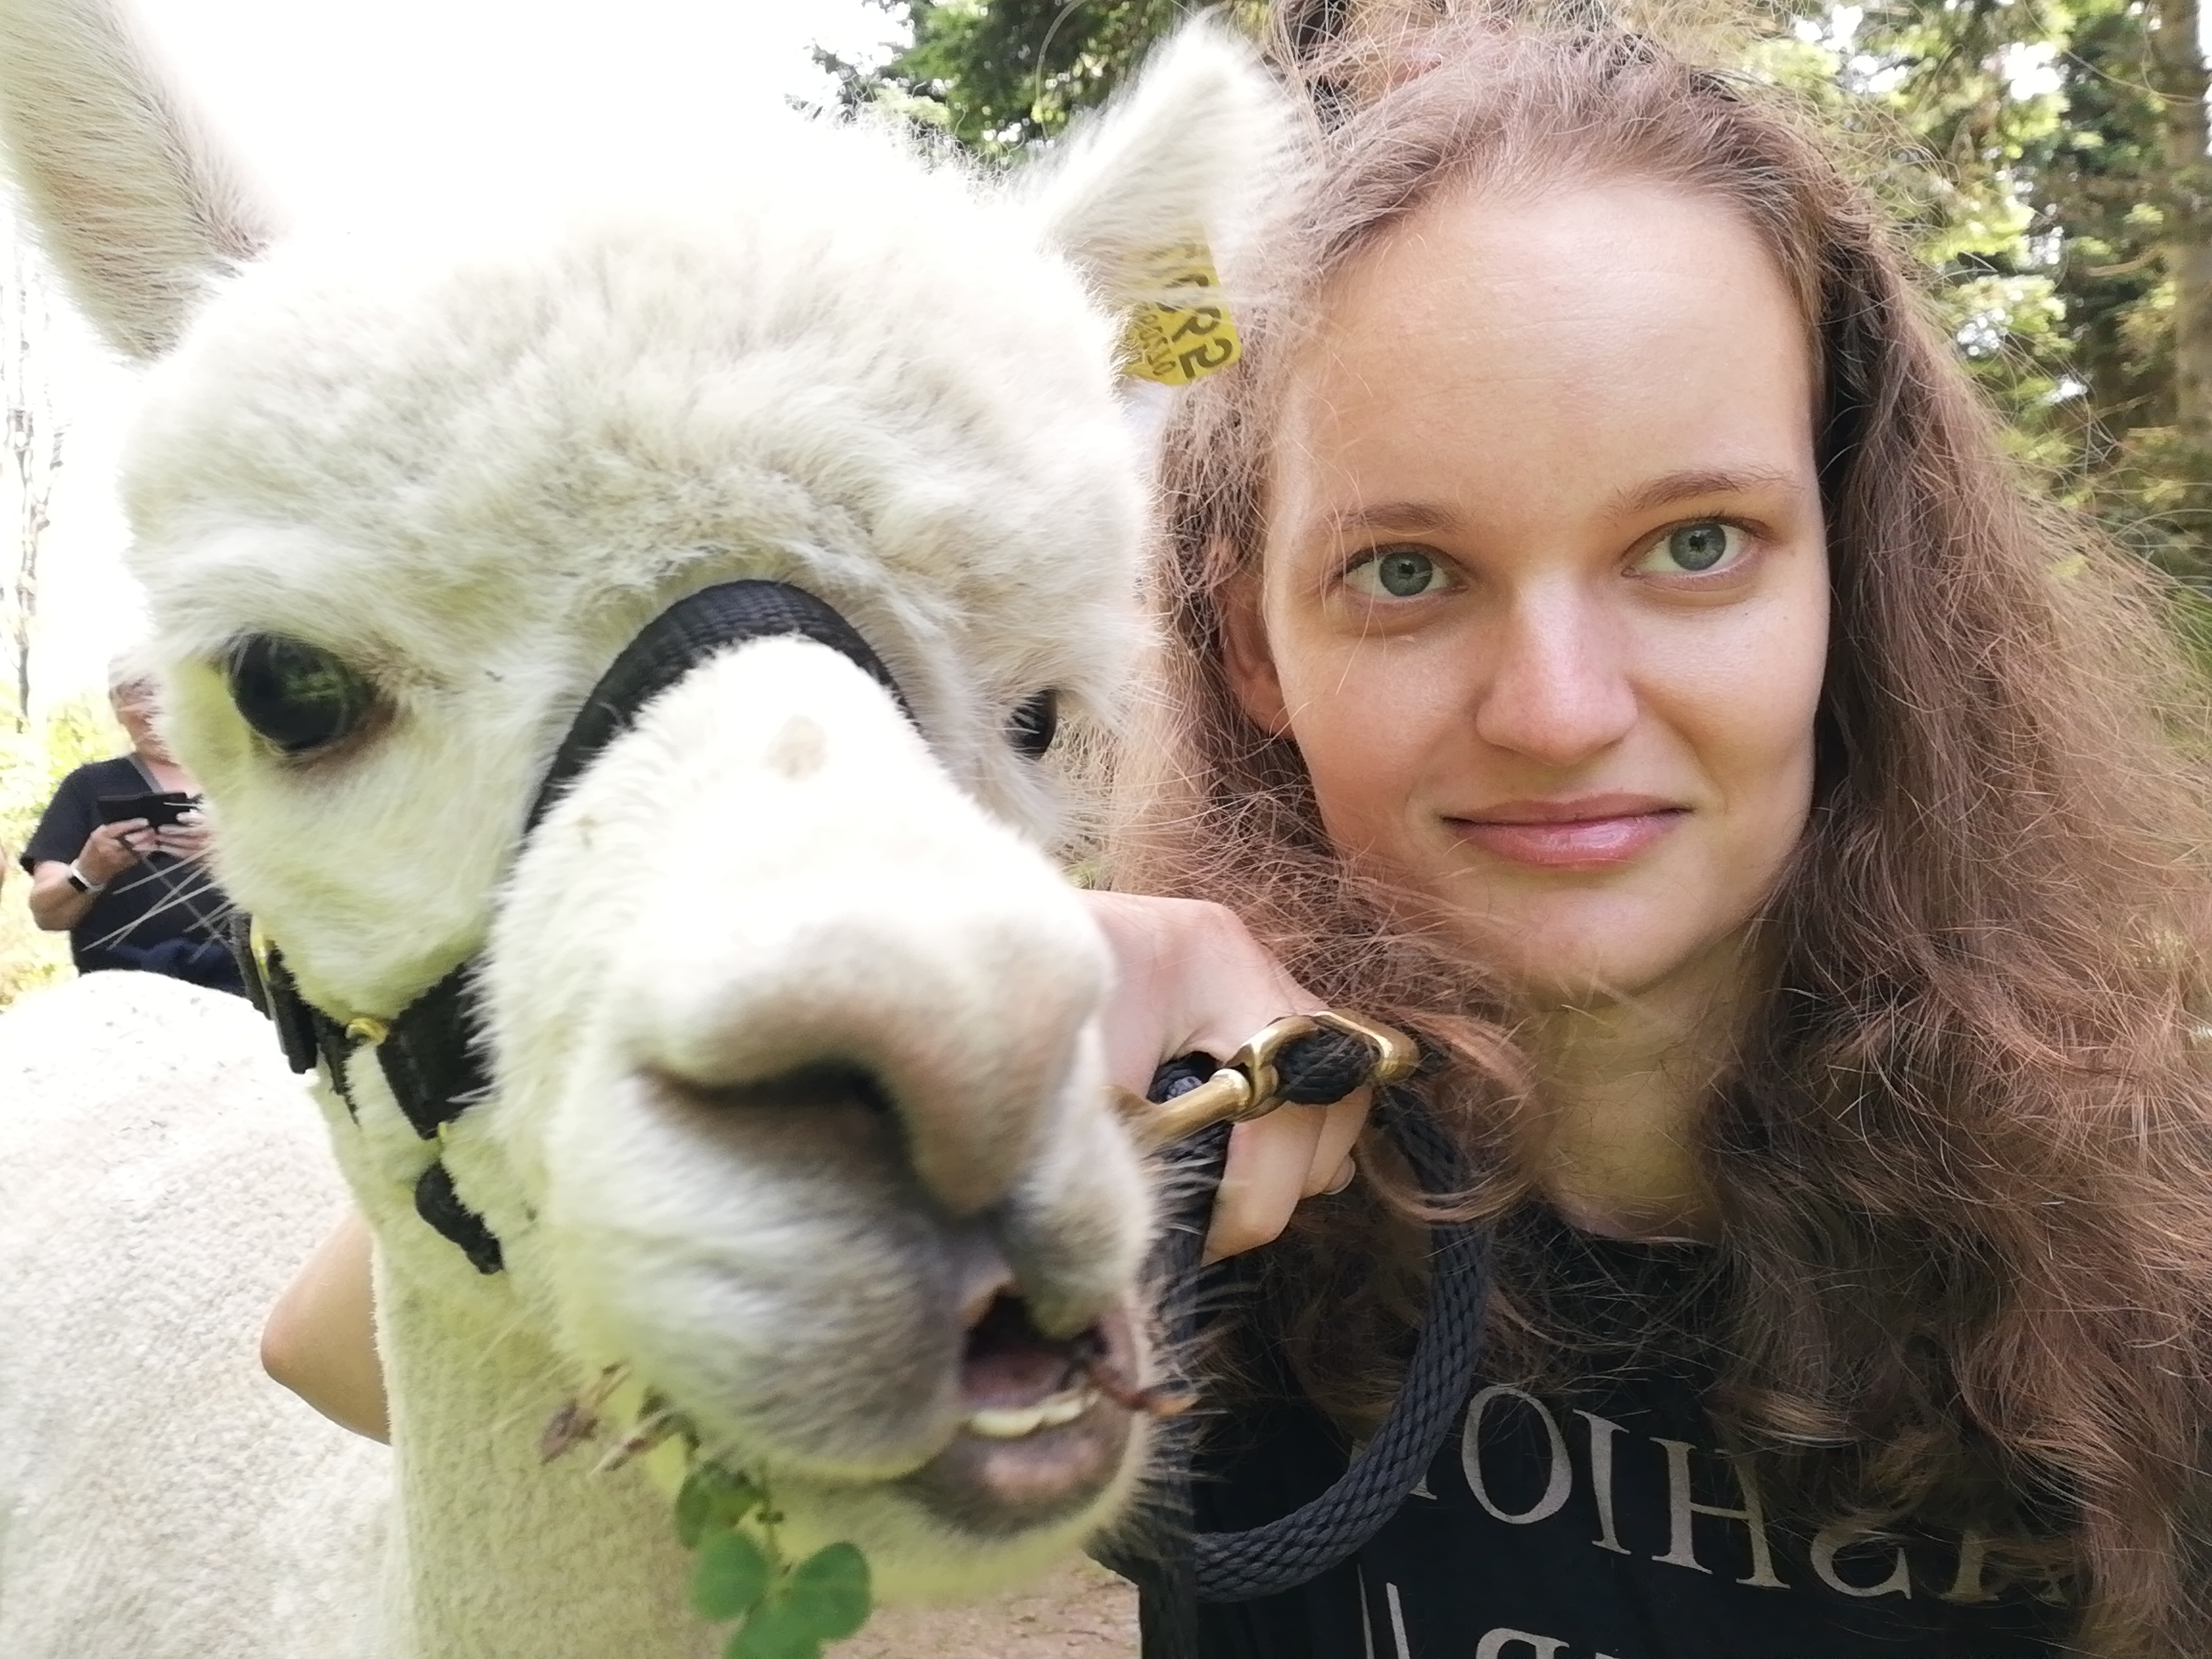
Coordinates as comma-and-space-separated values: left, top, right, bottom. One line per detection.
900, 1294, 1147, 1534
956, 1293, 1110, 1438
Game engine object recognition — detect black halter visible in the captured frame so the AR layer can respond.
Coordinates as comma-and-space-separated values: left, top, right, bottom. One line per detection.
235, 579, 908, 1273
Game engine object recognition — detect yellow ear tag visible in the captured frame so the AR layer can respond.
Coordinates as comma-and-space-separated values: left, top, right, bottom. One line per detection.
1119, 237, 1241, 387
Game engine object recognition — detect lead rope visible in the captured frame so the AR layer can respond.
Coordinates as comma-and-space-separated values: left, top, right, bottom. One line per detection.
1101, 1043, 1491, 1659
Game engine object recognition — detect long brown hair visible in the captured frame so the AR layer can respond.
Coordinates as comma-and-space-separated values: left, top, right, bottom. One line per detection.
1107, 6, 2212, 1651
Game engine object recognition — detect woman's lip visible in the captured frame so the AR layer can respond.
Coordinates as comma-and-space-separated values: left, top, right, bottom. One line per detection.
1446, 800, 1687, 869
1461, 793, 1678, 823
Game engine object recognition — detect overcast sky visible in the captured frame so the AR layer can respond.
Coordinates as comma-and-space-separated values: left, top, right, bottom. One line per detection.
13, 0, 898, 704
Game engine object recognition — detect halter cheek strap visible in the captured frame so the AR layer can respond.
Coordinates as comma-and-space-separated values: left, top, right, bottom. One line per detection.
233, 579, 910, 1274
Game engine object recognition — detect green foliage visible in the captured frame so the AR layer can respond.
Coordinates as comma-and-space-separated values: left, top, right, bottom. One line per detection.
817, 0, 1264, 156
782, 1543, 873, 1640
0, 691, 121, 1007
692, 1529, 774, 1622
676, 1462, 765, 1549
824, 0, 2212, 576
673, 1464, 874, 1659
1777, 0, 2212, 571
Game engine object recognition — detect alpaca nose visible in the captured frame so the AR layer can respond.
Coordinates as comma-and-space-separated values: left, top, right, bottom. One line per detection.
531, 634, 1115, 1215
621, 880, 1111, 1216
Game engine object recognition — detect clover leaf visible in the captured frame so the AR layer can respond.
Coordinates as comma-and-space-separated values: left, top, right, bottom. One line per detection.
677, 1463, 765, 1549
674, 1464, 874, 1652
727, 1594, 825, 1659
785, 1542, 872, 1640
692, 1528, 774, 1623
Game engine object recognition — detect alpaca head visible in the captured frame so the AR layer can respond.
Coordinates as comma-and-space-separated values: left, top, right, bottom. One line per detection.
0, 0, 1290, 1590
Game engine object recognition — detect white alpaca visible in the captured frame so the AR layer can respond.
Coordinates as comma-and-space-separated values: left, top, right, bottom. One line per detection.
0, 3, 1288, 1653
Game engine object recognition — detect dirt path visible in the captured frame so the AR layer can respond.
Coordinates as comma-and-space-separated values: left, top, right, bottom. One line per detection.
835, 1559, 1138, 1659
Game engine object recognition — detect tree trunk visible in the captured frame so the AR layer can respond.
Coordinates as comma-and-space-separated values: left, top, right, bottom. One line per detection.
2, 241, 62, 731
2155, 0, 2212, 454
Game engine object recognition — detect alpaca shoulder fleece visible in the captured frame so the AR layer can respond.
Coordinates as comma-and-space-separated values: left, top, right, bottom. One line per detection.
0, 973, 387, 1659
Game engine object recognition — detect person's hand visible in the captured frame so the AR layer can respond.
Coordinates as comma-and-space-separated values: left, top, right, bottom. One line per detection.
155, 808, 211, 862
1082, 891, 1372, 1262
76, 818, 149, 886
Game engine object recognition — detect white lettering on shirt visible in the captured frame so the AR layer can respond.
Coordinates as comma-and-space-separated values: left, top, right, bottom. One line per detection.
1575, 1409, 1632, 1555
1474, 1630, 1570, 1659
1651, 1437, 1788, 1587
1384, 1580, 1413, 1659
1810, 1521, 1913, 1599
1463, 1385, 1573, 1526
1943, 1529, 1994, 1604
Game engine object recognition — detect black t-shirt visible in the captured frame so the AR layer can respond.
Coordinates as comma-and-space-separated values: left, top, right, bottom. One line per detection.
19, 755, 244, 994
1185, 1231, 2067, 1659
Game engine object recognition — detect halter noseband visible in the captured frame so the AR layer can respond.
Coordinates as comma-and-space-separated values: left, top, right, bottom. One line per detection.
235, 579, 909, 1274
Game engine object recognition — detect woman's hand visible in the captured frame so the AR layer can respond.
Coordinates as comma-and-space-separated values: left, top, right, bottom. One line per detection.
28, 818, 159, 932
1082, 892, 1371, 1262
77, 817, 148, 886
155, 808, 211, 863
263, 1209, 388, 1443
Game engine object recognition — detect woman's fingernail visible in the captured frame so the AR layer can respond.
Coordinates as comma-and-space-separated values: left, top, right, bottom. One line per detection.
1321, 1156, 1356, 1196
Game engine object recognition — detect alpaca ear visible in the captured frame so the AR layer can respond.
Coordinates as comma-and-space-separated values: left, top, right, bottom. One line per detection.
0, 0, 277, 359
1027, 19, 1297, 364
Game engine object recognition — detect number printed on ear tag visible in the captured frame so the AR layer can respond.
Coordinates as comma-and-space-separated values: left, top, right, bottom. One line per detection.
1120, 237, 1242, 387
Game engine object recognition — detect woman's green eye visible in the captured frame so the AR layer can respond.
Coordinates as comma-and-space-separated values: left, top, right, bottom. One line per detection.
1348, 548, 1445, 599
1643, 521, 1745, 575
225, 635, 376, 755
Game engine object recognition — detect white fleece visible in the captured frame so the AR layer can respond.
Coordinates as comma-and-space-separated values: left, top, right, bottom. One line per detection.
0, 4, 1295, 1653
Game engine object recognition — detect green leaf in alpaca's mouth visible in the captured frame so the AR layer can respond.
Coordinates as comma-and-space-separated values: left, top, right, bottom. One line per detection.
540, 1370, 878, 1656
676, 1460, 875, 1659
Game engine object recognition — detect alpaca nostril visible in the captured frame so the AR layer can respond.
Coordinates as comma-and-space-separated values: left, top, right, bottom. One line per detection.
685, 1063, 897, 1118
957, 1260, 1018, 1332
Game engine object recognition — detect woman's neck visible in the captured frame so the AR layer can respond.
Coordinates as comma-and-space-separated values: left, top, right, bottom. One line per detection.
1519, 932, 1764, 1244
134, 744, 192, 792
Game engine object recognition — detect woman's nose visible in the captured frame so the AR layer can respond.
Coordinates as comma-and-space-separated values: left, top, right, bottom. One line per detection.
1471, 586, 1637, 767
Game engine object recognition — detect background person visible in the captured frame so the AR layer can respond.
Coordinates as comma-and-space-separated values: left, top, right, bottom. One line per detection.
21, 657, 244, 994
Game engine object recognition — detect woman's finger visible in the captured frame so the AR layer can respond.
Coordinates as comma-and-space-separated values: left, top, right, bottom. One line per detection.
1078, 890, 1385, 1261
1202, 1087, 1374, 1261
1303, 1087, 1371, 1196
1204, 1104, 1328, 1262
87, 819, 149, 875
1082, 892, 1318, 1094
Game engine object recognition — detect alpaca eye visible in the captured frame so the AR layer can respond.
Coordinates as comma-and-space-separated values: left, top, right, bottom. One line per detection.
1008, 690, 1059, 758
225, 635, 375, 755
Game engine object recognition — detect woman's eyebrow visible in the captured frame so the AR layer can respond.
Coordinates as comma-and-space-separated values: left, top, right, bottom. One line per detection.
1324, 501, 1463, 538
1608, 465, 1801, 519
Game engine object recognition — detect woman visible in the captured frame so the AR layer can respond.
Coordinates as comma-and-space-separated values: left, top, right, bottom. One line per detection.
21, 655, 242, 992
1095, 8, 2212, 1657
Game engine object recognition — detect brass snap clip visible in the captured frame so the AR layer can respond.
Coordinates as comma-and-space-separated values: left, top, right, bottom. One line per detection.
1121, 1009, 1419, 1152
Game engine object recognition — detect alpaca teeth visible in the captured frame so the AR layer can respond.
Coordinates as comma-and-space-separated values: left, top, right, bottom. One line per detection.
964, 1388, 1098, 1440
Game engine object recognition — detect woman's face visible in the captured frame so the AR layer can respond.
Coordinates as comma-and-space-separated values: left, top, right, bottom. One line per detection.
111, 680, 168, 761
1227, 180, 1828, 1007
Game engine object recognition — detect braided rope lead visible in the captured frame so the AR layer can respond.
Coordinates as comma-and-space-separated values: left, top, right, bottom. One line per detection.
1108, 1036, 1491, 1656
1194, 1089, 1489, 1599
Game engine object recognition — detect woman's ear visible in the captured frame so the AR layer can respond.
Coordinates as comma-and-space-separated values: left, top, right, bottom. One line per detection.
1217, 558, 1290, 736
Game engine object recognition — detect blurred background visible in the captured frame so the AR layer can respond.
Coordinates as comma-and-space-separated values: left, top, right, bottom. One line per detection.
6, 0, 2209, 1002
